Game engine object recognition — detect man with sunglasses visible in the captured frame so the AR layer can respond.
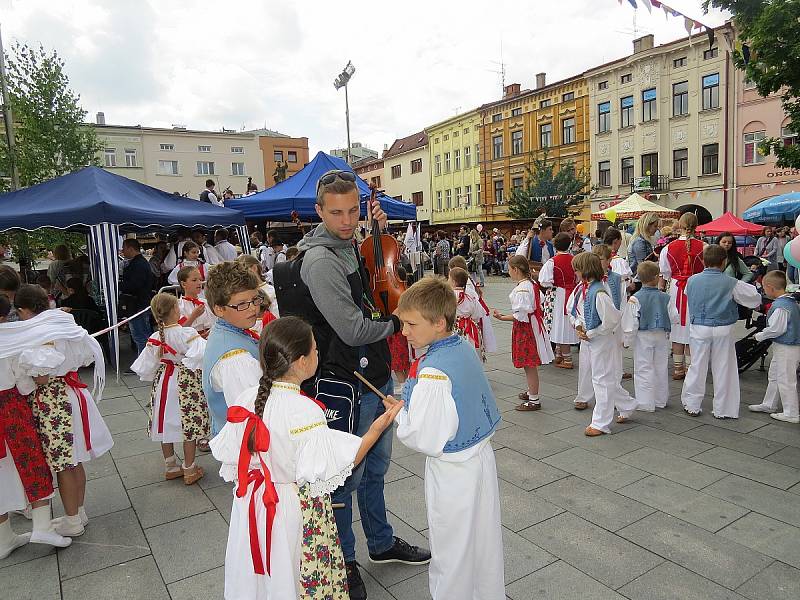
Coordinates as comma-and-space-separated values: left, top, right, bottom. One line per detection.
275, 169, 430, 599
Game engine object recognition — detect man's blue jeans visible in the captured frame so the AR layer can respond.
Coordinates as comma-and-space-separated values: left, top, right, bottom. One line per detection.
128, 311, 152, 356
332, 379, 394, 562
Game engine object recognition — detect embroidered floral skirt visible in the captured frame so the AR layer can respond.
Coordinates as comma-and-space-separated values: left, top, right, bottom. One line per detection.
147, 365, 209, 442
30, 378, 75, 472
542, 287, 556, 334
512, 320, 542, 368
298, 485, 348, 599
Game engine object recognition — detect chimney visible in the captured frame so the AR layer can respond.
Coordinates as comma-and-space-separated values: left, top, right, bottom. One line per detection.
633, 34, 654, 54
503, 83, 521, 99
535, 72, 546, 89
96, 112, 105, 125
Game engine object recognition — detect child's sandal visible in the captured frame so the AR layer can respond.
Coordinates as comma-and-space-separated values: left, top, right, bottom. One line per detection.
183, 465, 205, 485
165, 468, 184, 481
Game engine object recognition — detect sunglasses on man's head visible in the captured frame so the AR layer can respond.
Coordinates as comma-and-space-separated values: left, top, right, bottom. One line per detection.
316, 170, 356, 192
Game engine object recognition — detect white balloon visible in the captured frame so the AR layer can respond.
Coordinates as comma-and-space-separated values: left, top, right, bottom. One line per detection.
476, 224, 484, 232
795, 214, 800, 231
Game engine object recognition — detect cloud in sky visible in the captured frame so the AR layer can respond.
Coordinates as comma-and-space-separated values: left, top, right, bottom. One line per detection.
3, 0, 729, 155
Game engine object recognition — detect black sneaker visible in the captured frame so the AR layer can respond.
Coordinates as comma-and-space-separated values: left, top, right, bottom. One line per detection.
345, 561, 367, 600
368, 536, 431, 565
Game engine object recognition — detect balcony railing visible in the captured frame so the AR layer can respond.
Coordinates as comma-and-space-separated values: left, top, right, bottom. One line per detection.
631, 174, 670, 193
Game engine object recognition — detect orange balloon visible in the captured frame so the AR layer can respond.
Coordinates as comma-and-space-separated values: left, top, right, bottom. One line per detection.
576, 223, 586, 234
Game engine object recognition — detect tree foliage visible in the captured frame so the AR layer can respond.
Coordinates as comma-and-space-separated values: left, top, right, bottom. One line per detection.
705, 0, 800, 168
506, 152, 589, 220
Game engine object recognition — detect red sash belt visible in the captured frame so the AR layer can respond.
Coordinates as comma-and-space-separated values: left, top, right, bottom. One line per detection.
674, 276, 690, 326
157, 360, 175, 433
227, 405, 279, 575
64, 371, 92, 452
0, 387, 12, 458
458, 316, 481, 349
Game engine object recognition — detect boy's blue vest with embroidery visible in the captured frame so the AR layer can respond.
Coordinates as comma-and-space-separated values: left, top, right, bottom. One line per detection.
686, 268, 738, 327
202, 319, 260, 435
401, 335, 500, 453
634, 286, 672, 332
768, 296, 800, 345
606, 270, 623, 310
571, 280, 607, 331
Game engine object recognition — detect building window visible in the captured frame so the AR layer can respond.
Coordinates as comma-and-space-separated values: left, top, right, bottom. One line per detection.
598, 101, 611, 133
455, 186, 461, 205
540, 123, 552, 149
198, 145, 212, 153
104, 148, 116, 167
598, 80, 608, 90
434, 154, 441, 175
673, 57, 687, 68
621, 157, 634, 184
436, 190, 442, 210
434, 138, 440, 144
702, 143, 719, 174
287, 151, 297, 162
158, 160, 178, 175
641, 153, 658, 177
743, 131, 766, 165
453, 131, 459, 138
704, 47, 718, 60
231, 162, 245, 176
371, 175, 381, 188
621, 73, 632, 84
125, 149, 137, 167
782, 126, 799, 147
642, 88, 657, 121
492, 113, 503, 122
231, 146, 244, 154
464, 146, 471, 169
539, 99, 551, 108
391, 164, 401, 179
512, 177, 524, 194
620, 96, 633, 128
493, 180, 504, 204
465, 185, 472, 205
512, 130, 523, 155
454, 149, 461, 170
412, 191, 423, 206
444, 152, 451, 172
196, 161, 215, 175
159, 143, 174, 151
464, 128, 469, 134
476, 183, 481, 203
702, 73, 720, 110
511, 107, 522, 117
673, 81, 689, 116
562, 92, 575, 102
492, 135, 503, 159
446, 188, 452, 208
476, 144, 480, 166
411, 158, 422, 173
443, 134, 449, 141
273, 150, 283, 162
562, 117, 575, 144
598, 161, 611, 187
673, 148, 688, 178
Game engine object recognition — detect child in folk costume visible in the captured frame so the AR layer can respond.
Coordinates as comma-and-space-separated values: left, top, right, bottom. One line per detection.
593, 244, 634, 381
250, 289, 278, 338
210, 317, 402, 599
493, 255, 554, 411
538, 233, 579, 369
681, 245, 761, 418
236, 254, 280, 320
660, 213, 705, 380
131, 293, 209, 484
14, 285, 113, 537
168, 240, 207, 285
603, 228, 634, 291
622, 262, 679, 411
748, 271, 800, 423
177, 265, 216, 338
449, 267, 485, 358
449, 256, 497, 354
395, 278, 504, 600
0, 294, 73, 557
568, 254, 638, 436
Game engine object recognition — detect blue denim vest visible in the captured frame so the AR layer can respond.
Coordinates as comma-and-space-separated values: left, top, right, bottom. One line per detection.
769, 296, 800, 346
202, 319, 260, 435
401, 335, 500, 453
634, 286, 672, 332
686, 268, 739, 327
606, 270, 623, 310
571, 280, 606, 331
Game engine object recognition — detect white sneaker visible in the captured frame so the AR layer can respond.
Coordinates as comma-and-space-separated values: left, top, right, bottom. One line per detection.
635, 404, 655, 412
770, 413, 800, 424
30, 529, 72, 548
748, 404, 775, 413
51, 518, 85, 537
52, 513, 89, 528
0, 532, 31, 560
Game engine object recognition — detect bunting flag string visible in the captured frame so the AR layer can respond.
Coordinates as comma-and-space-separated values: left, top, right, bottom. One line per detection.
618, 0, 716, 49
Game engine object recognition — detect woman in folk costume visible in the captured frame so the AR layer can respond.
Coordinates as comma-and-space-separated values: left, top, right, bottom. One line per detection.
493, 255, 554, 411
449, 267, 485, 359
538, 233, 579, 369
448, 256, 498, 354
131, 293, 209, 485
177, 265, 216, 338
168, 241, 207, 286
210, 317, 401, 599
12, 285, 112, 538
659, 212, 705, 380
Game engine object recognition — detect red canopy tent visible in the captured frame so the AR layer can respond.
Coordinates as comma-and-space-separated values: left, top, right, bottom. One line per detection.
695, 212, 764, 236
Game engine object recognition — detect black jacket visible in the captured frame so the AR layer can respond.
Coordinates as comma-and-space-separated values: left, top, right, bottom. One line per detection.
120, 254, 154, 310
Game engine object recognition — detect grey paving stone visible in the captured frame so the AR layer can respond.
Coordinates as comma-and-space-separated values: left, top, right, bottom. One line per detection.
0, 554, 60, 600
61, 556, 170, 600
81, 450, 118, 481
751, 423, 800, 448
537, 381, 579, 400
356, 513, 430, 588
497, 410, 575, 434
102, 409, 148, 435
498, 479, 563, 532
542, 447, 648, 491
692, 447, 800, 490
193, 452, 227, 490
129, 479, 214, 528
535, 476, 655, 532
110, 429, 161, 459
386, 571, 431, 600
203, 484, 234, 524
385, 460, 415, 483
719, 512, 800, 569
58, 508, 150, 580
625, 409, 705, 434
619, 561, 748, 600
97, 395, 142, 416
167, 566, 225, 600
495, 447, 569, 491
502, 527, 556, 584
506, 560, 626, 600
616, 447, 728, 490
360, 567, 402, 600
617, 512, 773, 589
704, 475, 800, 528
393, 452, 427, 478
52, 473, 131, 519
736, 561, 800, 600
382, 475, 429, 531
116, 450, 174, 490
615, 425, 713, 458
390, 430, 418, 459
765, 445, 800, 469
491, 425, 573, 459
146, 512, 228, 584
102, 384, 134, 400
689, 413, 769, 434
548, 424, 647, 459
683, 424, 786, 457
0, 519, 55, 569
490, 379, 524, 400
520, 513, 663, 589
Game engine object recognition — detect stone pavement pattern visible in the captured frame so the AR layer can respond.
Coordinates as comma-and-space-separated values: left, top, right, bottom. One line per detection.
2, 276, 800, 599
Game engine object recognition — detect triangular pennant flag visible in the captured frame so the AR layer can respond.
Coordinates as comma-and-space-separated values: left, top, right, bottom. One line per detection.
684, 16, 694, 35
694, 20, 703, 30
641, 0, 653, 13
626, 0, 638, 7
650, 0, 662, 7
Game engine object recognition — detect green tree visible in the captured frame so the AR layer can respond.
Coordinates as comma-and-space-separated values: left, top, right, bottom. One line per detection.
506, 151, 589, 220
705, 0, 800, 168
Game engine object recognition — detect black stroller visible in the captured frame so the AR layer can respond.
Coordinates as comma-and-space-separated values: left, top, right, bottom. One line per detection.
736, 291, 800, 373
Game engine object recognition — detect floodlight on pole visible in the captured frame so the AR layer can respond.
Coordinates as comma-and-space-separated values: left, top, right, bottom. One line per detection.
333, 61, 355, 164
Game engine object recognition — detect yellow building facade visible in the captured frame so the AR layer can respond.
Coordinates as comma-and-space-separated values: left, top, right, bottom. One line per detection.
425, 110, 483, 225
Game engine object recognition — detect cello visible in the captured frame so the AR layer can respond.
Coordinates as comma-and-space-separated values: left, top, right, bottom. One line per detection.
359, 183, 407, 315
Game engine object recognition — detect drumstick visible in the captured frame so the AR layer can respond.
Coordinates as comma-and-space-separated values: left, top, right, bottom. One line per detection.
353, 371, 387, 400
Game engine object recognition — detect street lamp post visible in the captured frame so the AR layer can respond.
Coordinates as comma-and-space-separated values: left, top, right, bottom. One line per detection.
333, 61, 355, 164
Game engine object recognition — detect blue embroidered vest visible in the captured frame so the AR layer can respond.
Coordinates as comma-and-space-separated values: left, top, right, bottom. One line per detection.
606, 270, 623, 310
686, 268, 738, 327
530, 237, 554, 263
768, 296, 800, 345
202, 319, 260, 435
634, 286, 672, 332
401, 335, 500, 454
571, 280, 606, 331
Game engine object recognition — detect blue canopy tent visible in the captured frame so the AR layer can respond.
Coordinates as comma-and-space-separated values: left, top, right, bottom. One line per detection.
226, 151, 418, 221
742, 192, 800, 224
0, 166, 248, 370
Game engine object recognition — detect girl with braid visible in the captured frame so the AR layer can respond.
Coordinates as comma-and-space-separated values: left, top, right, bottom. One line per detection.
131, 293, 209, 484
210, 316, 403, 600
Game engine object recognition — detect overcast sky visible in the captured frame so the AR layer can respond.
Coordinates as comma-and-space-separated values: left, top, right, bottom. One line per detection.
2, 0, 729, 156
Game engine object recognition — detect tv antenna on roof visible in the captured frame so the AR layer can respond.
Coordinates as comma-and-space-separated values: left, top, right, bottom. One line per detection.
487, 42, 507, 96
